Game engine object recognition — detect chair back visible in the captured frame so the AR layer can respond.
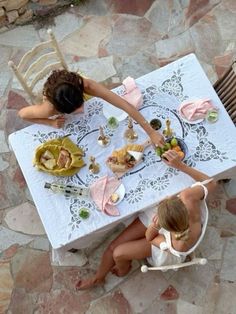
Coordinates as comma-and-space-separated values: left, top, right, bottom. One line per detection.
141, 184, 209, 272
8, 29, 68, 104
213, 61, 236, 125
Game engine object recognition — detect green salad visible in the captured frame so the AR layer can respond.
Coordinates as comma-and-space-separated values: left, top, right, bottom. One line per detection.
107, 116, 119, 129
79, 208, 90, 219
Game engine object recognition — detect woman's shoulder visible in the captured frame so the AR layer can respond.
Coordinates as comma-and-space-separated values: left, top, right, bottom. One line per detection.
179, 185, 205, 204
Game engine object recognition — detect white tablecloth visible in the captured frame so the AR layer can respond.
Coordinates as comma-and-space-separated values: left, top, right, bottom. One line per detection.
9, 53, 236, 251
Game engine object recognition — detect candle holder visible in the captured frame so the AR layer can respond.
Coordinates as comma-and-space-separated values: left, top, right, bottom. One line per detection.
163, 119, 173, 138
97, 126, 110, 147
88, 156, 100, 174
123, 117, 138, 142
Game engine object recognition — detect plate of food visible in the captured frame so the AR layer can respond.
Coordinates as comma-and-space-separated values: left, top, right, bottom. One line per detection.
108, 184, 125, 205
106, 139, 151, 178
33, 137, 85, 176
103, 104, 128, 122
155, 137, 188, 161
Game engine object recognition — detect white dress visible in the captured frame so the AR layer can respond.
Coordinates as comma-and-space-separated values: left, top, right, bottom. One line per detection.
139, 182, 209, 267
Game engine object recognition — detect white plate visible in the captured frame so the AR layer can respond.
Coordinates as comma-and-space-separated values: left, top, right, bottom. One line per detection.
103, 103, 128, 122
178, 100, 204, 124
108, 183, 125, 205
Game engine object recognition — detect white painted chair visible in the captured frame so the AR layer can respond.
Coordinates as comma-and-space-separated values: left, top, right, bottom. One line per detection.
141, 253, 207, 273
8, 29, 68, 104
141, 180, 211, 273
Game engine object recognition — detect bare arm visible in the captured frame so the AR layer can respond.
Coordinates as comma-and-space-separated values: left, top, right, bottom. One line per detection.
145, 223, 159, 242
84, 78, 165, 147
18, 101, 65, 128
163, 150, 218, 198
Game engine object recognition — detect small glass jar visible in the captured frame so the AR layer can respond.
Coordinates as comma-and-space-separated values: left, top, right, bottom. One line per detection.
107, 116, 119, 129
206, 109, 219, 123
150, 118, 162, 130
79, 207, 90, 219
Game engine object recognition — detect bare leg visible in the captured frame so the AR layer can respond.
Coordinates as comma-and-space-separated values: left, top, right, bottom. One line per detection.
76, 218, 146, 290
112, 238, 151, 277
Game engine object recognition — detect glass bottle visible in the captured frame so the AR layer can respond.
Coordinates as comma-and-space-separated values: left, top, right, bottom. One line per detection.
97, 126, 110, 147
163, 119, 173, 138
44, 182, 89, 197
88, 156, 100, 174
124, 116, 138, 142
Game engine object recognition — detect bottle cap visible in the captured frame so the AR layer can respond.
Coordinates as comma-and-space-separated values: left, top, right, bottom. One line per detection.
44, 182, 51, 189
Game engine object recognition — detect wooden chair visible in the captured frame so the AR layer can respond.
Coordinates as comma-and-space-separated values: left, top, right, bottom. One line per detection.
8, 29, 68, 104
213, 60, 236, 125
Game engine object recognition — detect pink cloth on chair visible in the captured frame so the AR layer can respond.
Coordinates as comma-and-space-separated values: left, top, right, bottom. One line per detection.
121, 76, 143, 109
179, 99, 216, 121
90, 175, 121, 216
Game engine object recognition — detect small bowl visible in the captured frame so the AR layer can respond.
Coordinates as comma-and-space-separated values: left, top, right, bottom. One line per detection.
167, 137, 188, 160
79, 207, 90, 219
107, 116, 119, 129
206, 109, 219, 123
157, 137, 188, 161
150, 118, 162, 130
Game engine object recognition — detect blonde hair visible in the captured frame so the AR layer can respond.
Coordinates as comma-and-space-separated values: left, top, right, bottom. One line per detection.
157, 196, 189, 241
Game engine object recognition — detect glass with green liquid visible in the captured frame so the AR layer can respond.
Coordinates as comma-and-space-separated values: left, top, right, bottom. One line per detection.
107, 116, 119, 129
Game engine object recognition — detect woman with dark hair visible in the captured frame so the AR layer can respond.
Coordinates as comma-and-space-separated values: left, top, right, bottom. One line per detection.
75, 149, 217, 290
18, 69, 165, 147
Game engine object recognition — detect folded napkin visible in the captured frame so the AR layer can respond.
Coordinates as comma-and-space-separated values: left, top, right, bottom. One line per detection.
90, 175, 121, 216
179, 99, 216, 121
121, 76, 143, 109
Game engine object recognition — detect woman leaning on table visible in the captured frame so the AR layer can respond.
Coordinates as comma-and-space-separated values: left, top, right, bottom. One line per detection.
18, 69, 165, 147
75, 149, 217, 290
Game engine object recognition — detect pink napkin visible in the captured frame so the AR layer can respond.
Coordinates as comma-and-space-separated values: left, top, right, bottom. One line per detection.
179, 99, 216, 121
90, 175, 121, 216
121, 76, 143, 109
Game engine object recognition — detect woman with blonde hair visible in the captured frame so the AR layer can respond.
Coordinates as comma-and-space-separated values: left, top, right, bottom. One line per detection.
76, 149, 217, 290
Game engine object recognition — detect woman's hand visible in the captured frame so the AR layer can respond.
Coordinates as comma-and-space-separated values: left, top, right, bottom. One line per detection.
149, 130, 165, 148
50, 115, 66, 128
162, 149, 183, 170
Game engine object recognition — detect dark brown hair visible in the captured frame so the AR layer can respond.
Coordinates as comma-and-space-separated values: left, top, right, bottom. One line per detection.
43, 70, 85, 114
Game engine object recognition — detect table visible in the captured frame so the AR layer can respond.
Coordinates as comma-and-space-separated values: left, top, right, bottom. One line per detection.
9, 53, 236, 255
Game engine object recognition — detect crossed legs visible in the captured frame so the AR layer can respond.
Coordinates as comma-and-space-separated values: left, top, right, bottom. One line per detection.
76, 218, 151, 290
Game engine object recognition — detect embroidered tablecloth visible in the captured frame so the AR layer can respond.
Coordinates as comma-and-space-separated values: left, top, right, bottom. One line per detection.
9, 54, 236, 250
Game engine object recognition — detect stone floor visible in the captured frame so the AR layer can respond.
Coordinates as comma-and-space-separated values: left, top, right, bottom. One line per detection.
1, 0, 236, 313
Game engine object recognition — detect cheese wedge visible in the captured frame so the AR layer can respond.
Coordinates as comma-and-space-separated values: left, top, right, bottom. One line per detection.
127, 150, 143, 162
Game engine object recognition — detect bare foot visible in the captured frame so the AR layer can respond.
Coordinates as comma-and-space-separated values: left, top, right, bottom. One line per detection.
111, 263, 131, 277
75, 277, 104, 290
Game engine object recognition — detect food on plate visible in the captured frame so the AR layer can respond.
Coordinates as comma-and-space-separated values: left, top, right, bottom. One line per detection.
43, 158, 56, 170
107, 143, 144, 172
170, 137, 178, 147
42, 150, 54, 160
57, 149, 72, 169
34, 137, 85, 176
155, 137, 186, 160
110, 193, 120, 203
39, 150, 56, 169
